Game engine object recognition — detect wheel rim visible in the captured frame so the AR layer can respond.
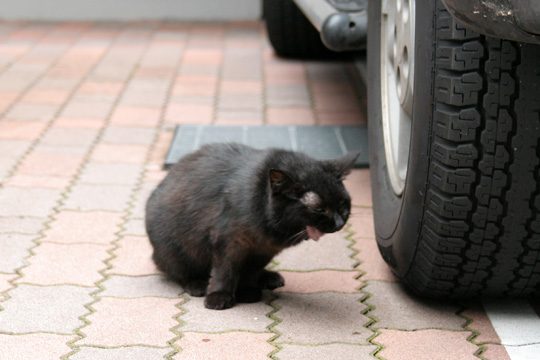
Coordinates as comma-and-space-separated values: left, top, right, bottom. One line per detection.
380, 0, 415, 196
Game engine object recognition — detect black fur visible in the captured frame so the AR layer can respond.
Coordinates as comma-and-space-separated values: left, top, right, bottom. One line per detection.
145, 143, 357, 310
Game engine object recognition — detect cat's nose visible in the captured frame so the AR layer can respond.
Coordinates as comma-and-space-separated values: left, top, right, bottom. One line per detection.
333, 213, 344, 231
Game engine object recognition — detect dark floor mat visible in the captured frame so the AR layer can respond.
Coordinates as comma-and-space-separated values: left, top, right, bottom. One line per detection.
164, 125, 368, 169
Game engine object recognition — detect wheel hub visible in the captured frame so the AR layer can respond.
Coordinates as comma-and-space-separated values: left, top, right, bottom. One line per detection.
380, 0, 415, 195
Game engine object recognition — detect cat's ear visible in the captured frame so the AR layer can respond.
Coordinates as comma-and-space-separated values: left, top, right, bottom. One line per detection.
269, 169, 294, 194
324, 152, 360, 180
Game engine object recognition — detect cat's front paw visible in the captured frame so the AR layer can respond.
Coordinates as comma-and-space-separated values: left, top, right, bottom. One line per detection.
204, 291, 235, 310
259, 270, 285, 290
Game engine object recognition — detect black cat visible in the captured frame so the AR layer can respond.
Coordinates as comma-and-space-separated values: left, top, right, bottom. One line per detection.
145, 143, 358, 310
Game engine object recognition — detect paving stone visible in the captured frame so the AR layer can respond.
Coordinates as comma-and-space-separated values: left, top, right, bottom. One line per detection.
0, 273, 16, 294
17, 148, 84, 177
0, 187, 60, 217
462, 304, 501, 344
366, 281, 463, 330
0, 233, 35, 272
5, 174, 72, 189
71, 346, 169, 360
277, 270, 359, 293
110, 105, 161, 127
110, 235, 159, 276
343, 169, 372, 207
376, 329, 477, 360
40, 128, 97, 148
349, 207, 375, 239
175, 332, 273, 360
123, 218, 146, 236
0, 139, 31, 159
181, 296, 272, 332
0, 121, 46, 140
131, 183, 153, 218
266, 107, 315, 125
91, 144, 148, 164
0, 217, 45, 234
79, 297, 178, 347
274, 292, 370, 344
6, 103, 58, 122
0, 333, 72, 360
165, 103, 213, 124
54, 116, 106, 129
42, 210, 122, 245
0, 284, 91, 333
102, 126, 156, 145
21, 242, 107, 286
63, 184, 132, 212
483, 345, 511, 360
102, 275, 182, 298
79, 163, 142, 186
278, 343, 376, 360
274, 231, 355, 271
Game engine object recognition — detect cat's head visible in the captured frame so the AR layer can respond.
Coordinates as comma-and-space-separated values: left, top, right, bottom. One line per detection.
265, 151, 359, 246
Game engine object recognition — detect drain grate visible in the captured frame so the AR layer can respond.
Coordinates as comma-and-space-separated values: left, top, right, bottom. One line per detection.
164, 125, 368, 169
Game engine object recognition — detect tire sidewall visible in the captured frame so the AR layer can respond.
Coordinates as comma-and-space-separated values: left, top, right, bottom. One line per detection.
367, 0, 437, 275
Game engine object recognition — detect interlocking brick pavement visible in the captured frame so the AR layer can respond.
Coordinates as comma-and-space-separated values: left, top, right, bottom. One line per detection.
0, 20, 506, 360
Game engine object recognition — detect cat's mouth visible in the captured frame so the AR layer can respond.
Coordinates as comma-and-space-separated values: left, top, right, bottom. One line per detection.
306, 226, 324, 241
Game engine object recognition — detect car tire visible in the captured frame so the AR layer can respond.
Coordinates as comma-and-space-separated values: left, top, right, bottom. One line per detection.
263, 0, 335, 58
368, 0, 540, 297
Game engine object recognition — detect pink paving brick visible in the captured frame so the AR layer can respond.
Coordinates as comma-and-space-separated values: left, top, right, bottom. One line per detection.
219, 80, 262, 94
0, 121, 46, 140
215, 109, 263, 125
175, 332, 273, 360
17, 147, 84, 177
109, 235, 159, 276
266, 107, 315, 125
482, 345, 511, 360
40, 127, 98, 148
21, 89, 69, 104
165, 103, 214, 124
462, 304, 502, 344
21, 242, 108, 286
79, 297, 178, 347
344, 169, 372, 207
5, 174, 72, 189
42, 210, 123, 245
277, 270, 359, 293
91, 143, 148, 164
376, 329, 478, 360
54, 117, 106, 129
0, 333, 72, 360
110, 105, 161, 127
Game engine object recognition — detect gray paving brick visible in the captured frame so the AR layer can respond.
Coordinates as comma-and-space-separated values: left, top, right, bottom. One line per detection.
0, 187, 61, 217
274, 231, 355, 271
72, 346, 169, 360
0, 233, 35, 272
366, 281, 464, 330
274, 292, 370, 344
181, 296, 272, 333
278, 343, 376, 360
102, 275, 182, 298
63, 184, 132, 212
0, 285, 92, 333
0, 217, 45, 234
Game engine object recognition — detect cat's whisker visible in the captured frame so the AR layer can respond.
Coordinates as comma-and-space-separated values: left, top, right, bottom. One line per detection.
286, 229, 307, 245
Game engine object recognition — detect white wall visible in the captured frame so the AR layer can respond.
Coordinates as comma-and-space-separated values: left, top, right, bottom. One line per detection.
0, 0, 262, 21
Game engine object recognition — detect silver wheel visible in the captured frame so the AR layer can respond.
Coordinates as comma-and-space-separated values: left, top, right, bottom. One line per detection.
380, 0, 415, 195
